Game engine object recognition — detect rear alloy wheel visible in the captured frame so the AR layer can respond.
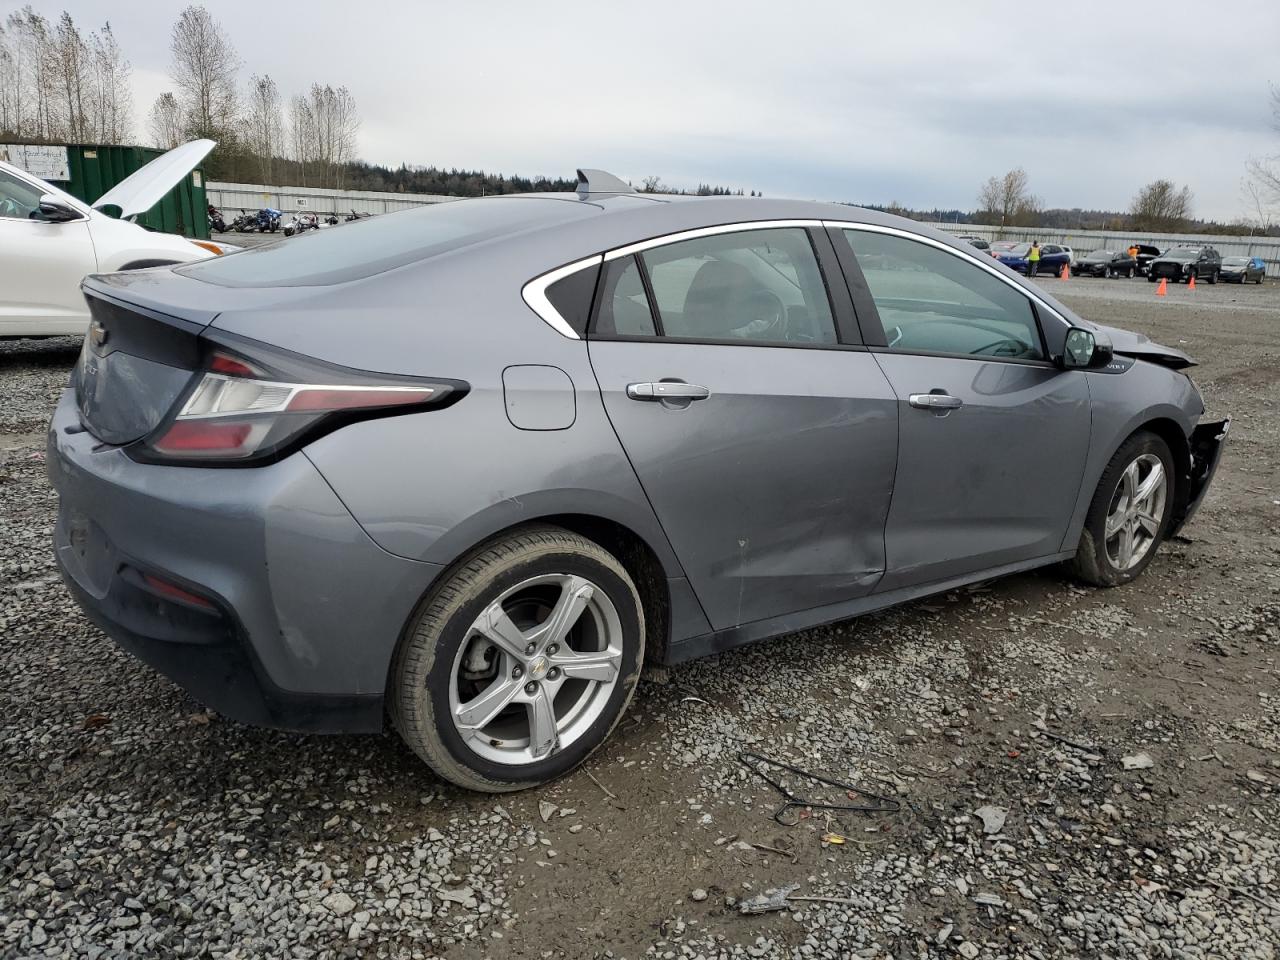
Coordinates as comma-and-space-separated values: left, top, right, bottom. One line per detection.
1069, 431, 1174, 587
390, 527, 644, 792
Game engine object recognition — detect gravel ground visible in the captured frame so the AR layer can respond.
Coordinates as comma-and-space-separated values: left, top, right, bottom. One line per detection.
2, 278, 1278, 959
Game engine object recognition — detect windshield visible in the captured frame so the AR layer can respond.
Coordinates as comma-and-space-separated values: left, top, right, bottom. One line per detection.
990, 241, 1017, 250
1003, 243, 1031, 256
177, 196, 594, 287
1163, 249, 1198, 261
1222, 257, 1248, 266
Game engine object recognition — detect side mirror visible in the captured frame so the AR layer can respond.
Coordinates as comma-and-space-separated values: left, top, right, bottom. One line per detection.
37, 195, 81, 223
1061, 327, 1115, 370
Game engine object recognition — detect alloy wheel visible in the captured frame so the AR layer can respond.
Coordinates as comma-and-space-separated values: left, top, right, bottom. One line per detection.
1104, 454, 1167, 571
448, 573, 624, 765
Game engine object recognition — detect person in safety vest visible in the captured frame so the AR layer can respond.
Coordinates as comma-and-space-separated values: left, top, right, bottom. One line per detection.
1028, 241, 1041, 278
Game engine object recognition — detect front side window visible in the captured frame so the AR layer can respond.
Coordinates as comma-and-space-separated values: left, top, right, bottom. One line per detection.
844, 229, 1044, 361
638, 228, 837, 345
0, 168, 44, 220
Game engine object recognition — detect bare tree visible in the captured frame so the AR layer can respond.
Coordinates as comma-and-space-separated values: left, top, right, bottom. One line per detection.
5, 7, 58, 140
51, 12, 92, 141
287, 93, 315, 186
148, 92, 184, 149
1129, 180, 1193, 231
169, 5, 239, 140
244, 74, 282, 182
89, 23, 131, 143
640, 175, 666, 193
1241, 178, 1274, 235
976, 168, 1041, 227
1244, 85, 1280, 229
303, 83, 359, 189
0, 23, 18, 135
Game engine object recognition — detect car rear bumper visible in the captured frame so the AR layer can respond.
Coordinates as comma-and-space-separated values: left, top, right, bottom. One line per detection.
46, 388, 441, 733
1171, 418, 1230, 536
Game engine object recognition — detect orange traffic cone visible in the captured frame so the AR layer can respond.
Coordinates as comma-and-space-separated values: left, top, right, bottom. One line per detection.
1188, 274, 1196, 290
1156, 278, 1167, 296
1060, 263, 1069, 280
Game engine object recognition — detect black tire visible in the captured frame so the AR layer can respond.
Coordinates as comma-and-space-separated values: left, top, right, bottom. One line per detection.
389, 526, 645, 792
1068, 431, 1175, 587
1148, 274, 1157, 283
1208, 269, 1218, 285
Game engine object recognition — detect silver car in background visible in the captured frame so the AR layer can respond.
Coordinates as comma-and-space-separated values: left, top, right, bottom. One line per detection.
49, 170, 1228, 792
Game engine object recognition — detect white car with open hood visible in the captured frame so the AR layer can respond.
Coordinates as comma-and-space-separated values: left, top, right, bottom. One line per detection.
0, 139, 235, 338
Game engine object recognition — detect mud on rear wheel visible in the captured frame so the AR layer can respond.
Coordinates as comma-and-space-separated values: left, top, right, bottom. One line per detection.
389, 526, 645, 792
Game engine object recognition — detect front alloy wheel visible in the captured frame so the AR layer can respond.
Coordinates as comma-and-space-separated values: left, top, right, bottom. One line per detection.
390, 527, 644, 792
1103, 454, 1167, 571
1069, 431, 1175, 586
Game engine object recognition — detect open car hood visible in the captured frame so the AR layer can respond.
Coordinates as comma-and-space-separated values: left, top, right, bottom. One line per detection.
92, 139, 215, 219
1095, 323, 1195, 370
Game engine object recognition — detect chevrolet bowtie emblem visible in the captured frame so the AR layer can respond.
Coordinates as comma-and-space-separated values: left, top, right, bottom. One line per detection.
89, 321, 108, 348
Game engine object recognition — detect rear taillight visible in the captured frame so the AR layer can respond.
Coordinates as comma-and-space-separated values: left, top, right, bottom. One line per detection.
134, 345, 464, 465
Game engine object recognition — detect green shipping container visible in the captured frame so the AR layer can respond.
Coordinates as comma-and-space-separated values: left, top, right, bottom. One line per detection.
50, 143, 209, 240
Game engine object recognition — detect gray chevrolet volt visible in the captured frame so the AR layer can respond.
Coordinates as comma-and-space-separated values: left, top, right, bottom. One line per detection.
49, 170, 1228, 792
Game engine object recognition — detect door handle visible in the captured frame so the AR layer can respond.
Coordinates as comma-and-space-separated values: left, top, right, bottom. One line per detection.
908, 393, 963, 411
627, 382, 711, 401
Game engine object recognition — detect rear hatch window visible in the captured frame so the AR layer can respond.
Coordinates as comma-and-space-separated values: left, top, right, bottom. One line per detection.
176, 196, 594, 288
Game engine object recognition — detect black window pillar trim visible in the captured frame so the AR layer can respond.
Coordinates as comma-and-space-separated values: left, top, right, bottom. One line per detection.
808, 226, 864, 347
824, 226, 889, 347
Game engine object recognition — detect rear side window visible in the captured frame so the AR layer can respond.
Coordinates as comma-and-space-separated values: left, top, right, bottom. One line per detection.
178, 197, 594, 288
844, 229, 1044, 361
639, 228, 836, 344
594, 256, 657, 337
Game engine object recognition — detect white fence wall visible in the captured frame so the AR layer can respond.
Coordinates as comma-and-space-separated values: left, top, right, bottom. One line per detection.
207, 181, 455, 217
927, 222, 1280, 278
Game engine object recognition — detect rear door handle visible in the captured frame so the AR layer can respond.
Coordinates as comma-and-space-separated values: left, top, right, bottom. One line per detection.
627, 382, 711, 401
908, 393, 963, 411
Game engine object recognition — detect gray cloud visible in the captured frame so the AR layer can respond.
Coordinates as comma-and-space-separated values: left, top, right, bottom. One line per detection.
35, 0, 1280, 220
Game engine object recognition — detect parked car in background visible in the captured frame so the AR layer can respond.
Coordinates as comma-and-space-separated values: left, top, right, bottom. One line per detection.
990, 241, 1071, 276
0, 139, 232, 338
956, 235, 990, 252
1132, 244, 1161, 276
48, 172, 1228, 792
1148, 246, 1221, 284
1073, 250, 1138, 278
1220, 256, 1266, 284
1063, 246, 1077, 267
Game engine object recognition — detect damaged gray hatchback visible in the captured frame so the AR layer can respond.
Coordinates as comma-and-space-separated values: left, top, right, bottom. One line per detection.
49, 170, 1228, 792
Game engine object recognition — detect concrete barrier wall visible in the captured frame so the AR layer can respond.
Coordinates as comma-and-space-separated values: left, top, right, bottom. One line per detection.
207, 183, 1278, 278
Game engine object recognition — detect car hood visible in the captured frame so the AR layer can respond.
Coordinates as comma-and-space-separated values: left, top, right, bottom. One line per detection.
93, 139, 215, 219
1094, 323, 1195, 369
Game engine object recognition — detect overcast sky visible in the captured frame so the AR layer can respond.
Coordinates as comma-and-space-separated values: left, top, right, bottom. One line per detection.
23, 0, 1280, 220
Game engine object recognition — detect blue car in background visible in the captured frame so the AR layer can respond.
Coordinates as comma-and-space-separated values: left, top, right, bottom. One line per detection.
991, 242, 1071, 277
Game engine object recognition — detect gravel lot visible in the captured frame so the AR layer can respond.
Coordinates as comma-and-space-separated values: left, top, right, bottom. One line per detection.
2, 278, 1278, 960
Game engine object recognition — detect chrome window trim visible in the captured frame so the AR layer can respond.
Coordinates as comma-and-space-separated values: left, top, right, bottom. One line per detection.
603, 220, 825, 261
521, 254, 603, 340
821, 220, 1070, 329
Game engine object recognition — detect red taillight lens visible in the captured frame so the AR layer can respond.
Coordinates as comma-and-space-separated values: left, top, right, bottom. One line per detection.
139, 348, 460, 464
152, 420, 255, 453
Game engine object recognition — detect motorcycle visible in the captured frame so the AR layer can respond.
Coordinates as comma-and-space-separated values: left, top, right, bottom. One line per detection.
231, 209, 255, 233
253, 207, 282, 233
344, 209, 369, 222
207, 204, 227, 233
282, 212, 321, 237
